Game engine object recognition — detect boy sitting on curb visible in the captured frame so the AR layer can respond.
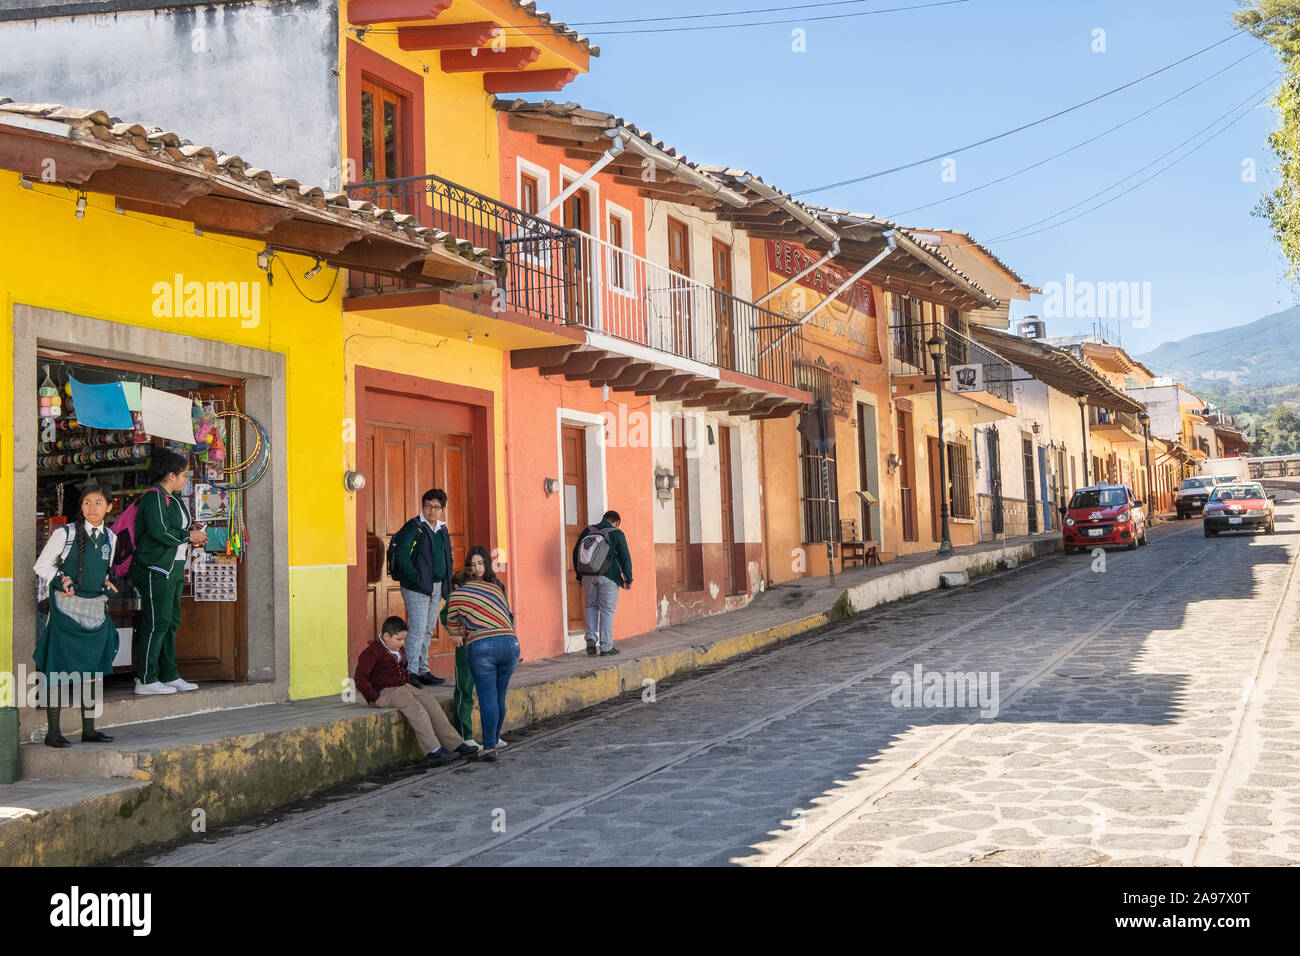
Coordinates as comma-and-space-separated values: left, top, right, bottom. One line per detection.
354, 615, 479, 765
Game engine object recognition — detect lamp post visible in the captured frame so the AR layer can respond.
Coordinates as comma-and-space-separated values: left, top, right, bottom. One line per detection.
928, 334, 953, 556
1138, 411, 1153, 512
1076, 392, 1090, 485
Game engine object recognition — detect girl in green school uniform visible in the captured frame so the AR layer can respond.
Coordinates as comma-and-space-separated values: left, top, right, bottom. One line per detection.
33, 483, 119, 747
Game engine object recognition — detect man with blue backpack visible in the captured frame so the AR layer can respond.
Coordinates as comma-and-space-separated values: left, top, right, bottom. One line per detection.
571, 510, 632, 657
388, 489, 454, 687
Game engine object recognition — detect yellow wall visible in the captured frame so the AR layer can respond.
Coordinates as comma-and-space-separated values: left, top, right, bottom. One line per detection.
1, 174, 347, 699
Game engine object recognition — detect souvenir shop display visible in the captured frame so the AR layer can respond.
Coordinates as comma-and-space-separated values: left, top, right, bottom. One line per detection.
192, 552, 238, 603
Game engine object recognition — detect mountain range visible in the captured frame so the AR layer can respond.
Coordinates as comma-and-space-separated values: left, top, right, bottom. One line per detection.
1136, 306, 1300, 391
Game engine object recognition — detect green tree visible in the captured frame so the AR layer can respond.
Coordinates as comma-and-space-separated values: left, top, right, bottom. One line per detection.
1234, 2, 1300, 280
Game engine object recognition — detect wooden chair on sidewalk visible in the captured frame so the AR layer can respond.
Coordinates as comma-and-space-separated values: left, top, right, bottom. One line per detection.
840, 519, 880, 570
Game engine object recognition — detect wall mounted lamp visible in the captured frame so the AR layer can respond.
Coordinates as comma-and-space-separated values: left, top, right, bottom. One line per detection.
543, 478, 559, 497
654, 471, 679, 500
886, 452, 902, 475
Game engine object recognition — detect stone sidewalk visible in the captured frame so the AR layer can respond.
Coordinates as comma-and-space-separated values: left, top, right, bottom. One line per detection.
0, 530, 1061, 866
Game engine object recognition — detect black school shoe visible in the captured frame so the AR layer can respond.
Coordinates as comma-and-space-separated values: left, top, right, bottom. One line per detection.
600, 647, 621, 656
586, 642, 598, 656
455, 742, 479, 756
417, 673, 446, 686
427, 748, 459, 765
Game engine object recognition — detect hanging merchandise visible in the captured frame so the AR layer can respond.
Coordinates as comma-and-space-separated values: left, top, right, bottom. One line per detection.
38, 367, 60, 442
190, 401, 226, 464
67, 376, 134, 431
211, 407, 269, 493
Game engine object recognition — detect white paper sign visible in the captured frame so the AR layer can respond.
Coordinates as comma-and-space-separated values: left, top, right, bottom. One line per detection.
141, 386, 197, 444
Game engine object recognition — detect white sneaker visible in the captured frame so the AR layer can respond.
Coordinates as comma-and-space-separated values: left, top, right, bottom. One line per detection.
463, 739, 481, 748
165, 677, 199, 692
135, 680, 177, 696
496, 737, 508, 748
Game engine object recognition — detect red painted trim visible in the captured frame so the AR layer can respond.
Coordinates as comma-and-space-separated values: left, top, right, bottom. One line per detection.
717, 368, 812, 403
483, 69, 577, 94
343, 288, 586, 341
344, 41, 427, 187
348, 0, 452, 26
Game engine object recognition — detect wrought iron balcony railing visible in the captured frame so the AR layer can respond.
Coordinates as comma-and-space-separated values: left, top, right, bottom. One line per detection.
344, 173, 575, 320
343, 175, 806, 390
889, 321, 1013, 403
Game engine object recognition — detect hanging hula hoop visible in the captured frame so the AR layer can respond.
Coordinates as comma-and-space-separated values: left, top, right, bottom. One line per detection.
211, 409, 265, 475
211, 411, 271, 491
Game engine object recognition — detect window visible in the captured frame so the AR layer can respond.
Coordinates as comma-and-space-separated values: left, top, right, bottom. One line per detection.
606, 208, 633, 291
799, 423, 839, 544
359, 79, 407, 184
948, 441, 974, 519
520, 173, 539, 216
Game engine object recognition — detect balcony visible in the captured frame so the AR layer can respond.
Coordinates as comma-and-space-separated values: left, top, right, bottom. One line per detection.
344, 175, 808, 414
344, 173, 575, 321
889, 321, 1016, 421
1089, 407, 1145, 448
566, 229, 803, 391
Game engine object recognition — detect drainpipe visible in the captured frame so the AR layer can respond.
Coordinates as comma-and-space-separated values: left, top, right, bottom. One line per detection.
759, 232, 896, 358
756, 241, 840, 306
502, 356, 521, 627
536, 134, 627, 221
613, 131, 750, 207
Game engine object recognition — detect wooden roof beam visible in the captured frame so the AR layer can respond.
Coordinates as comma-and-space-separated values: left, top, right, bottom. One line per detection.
443, 47, 540, 73
511, 344, 582, 371
397, 22, 498, 50
484, 69, 578, 94
348, 0, 452, 26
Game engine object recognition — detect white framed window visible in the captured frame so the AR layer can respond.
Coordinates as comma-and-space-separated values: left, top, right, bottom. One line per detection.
605, 201, 635, 295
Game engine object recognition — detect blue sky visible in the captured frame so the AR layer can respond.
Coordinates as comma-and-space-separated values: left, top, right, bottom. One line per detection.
552, 0, 1288, 355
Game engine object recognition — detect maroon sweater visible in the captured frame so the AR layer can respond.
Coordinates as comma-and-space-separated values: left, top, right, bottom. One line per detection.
354, 639, 409, 705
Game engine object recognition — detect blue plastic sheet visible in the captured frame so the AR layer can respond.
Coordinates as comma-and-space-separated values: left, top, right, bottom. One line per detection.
68, 376, 134, 430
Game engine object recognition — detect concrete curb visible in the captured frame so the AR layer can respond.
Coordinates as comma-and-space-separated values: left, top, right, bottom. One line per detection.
0, 538, 1059, 866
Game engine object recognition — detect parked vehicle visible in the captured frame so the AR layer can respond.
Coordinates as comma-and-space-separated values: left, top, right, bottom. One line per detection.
1175, 476, 1217, 518
1061, 484, 1147, 554
1196, 456, 1250, 483
1203, 482, 1276, 537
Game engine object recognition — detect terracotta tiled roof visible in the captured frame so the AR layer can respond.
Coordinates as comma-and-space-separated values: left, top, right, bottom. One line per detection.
508, 1, 599, 55
0, 98, 499, 278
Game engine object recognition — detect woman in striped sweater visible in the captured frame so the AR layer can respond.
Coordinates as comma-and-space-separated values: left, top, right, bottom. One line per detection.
444, 568, 520, 762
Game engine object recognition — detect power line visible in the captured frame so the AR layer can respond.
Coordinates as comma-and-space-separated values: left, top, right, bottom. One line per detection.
991, 81, 1274, 243
795, 11, 1284, 195
888, 46, 1267, 219
528, 0, 907, 27
361, 0, 968, 38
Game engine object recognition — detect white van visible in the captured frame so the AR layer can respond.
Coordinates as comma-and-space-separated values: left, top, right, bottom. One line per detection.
1197, 457, 1249, 483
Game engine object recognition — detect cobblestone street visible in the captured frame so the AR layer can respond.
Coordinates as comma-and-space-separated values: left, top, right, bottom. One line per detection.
141, 511, 1300, 867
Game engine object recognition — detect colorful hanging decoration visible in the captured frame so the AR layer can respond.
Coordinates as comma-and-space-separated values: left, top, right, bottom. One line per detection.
190, 401, 226, 463
38, 367, 60, 442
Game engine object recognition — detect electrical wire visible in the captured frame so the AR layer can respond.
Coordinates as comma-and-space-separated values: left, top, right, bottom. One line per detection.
796, 11, 1285, 195
359, 0, 969, 38
888, 46, 1268, 219
990, 81, 1274, 243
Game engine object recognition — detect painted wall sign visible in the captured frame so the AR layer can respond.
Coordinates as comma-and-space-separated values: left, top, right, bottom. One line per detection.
764, 240, 880, 358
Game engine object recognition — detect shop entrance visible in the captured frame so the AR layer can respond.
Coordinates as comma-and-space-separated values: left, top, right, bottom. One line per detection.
34, 351, 249, 687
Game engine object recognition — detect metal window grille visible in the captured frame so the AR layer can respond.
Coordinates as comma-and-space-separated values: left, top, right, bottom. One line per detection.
948, 440, 974, 520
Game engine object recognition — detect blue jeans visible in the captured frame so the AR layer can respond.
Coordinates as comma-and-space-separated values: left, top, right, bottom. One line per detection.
466, 634, 519, 749
400, 586, 440, 676
582, 576, 619, 652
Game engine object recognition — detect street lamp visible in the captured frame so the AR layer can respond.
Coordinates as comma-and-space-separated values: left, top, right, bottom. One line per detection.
1076, 392, 1090, 485
1138, 411, 1153, 513
928, 334, 953, 556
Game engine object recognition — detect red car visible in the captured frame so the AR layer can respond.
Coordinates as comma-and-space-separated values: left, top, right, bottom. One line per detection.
1202, 482, 1276, 536
1061, 483, 1148, 554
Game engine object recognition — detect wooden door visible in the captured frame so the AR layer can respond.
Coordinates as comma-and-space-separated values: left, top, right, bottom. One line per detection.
718, 425, 736, 595
561, 426, 588, 631
712, 239, 736, 369
856, 402, 874, 542
352, 420, 471, 668
174, 384, 245, 681
897, 410, 918, 541
927, 435, 943, 542
672, 417, 690, 589
667, 218, 693, 356
563, 182, 593, 326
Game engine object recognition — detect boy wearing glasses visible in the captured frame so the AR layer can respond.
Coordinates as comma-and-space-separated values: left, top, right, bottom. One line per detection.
391, 488, 454, 687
